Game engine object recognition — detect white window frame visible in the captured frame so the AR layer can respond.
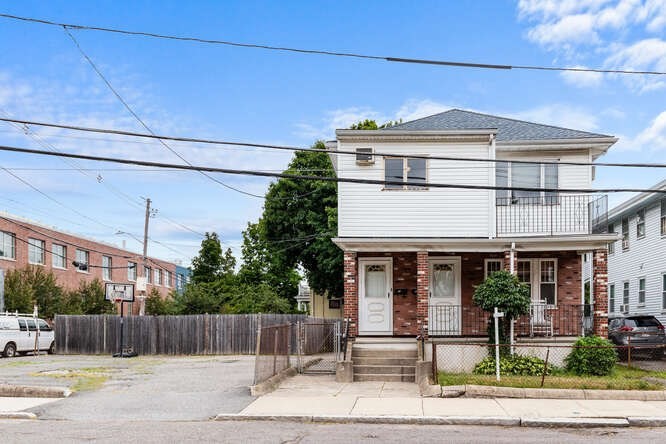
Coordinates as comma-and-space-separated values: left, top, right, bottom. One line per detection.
621, 217, 629, 250
383, 156, 428, 190
609, 283, 615, 313
516, 258, 558, 306
662, 273, 666, 311
165, 270, 171, 288
75, 249, 89, 273
495, 161, 559, 205
608, 223, 615, 254
661, 199, 666, 237
638, 276, 646, 306
128, 262, 137, 281
154, 268, 162, 286
144, 266, 152, 284
636, 209, 646, 239
0, 231, 16, 260
484, 259, 503, 279
28, 238, 45, 265
52, 244, 67, 269
622, 281, 630, 312
102, 255, 112, 281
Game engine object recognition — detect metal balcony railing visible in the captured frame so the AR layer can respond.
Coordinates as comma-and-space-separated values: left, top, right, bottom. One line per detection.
495, 194, 607, 237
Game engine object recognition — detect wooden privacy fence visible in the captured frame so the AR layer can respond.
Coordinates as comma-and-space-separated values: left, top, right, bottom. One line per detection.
53, 314, 333, 355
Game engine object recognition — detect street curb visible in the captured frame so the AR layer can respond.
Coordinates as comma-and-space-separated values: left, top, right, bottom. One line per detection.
520, 417, 629, 428
627, 417, 666, 427
214, 413, 520, 426
249, 367, 298, 397
451, 385, 666, 401
0, 384, 71, 399
0, 412, 38, 420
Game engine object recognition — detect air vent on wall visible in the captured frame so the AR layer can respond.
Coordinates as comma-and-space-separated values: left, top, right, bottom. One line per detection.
355, 147, 374, 165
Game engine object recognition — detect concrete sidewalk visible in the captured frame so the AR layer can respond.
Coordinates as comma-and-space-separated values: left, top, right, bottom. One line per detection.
217, 375, 666, 427
0, 397, 59, 419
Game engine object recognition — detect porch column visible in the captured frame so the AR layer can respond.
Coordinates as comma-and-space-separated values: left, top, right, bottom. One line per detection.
343, 251, 358, 337
416, 251, 429, 338
503, 248, 517, 274
592, 248, 609, 337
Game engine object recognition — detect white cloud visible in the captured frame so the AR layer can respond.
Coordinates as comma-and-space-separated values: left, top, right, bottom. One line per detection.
394, 99, 453, 123
510, 104, 601, 132
604, 38, 666, 92
634, 110, 666, 150
559, 66, 605, 87
527, 14, 601, 48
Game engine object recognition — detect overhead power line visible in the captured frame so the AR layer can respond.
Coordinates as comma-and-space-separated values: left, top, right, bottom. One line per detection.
1, 13, 664, 76
2, 116, 663, 169
1, 143, 665, 195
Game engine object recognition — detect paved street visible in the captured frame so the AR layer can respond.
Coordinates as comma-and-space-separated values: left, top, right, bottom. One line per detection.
0, 354, 256, 420
1, 419, 666, 443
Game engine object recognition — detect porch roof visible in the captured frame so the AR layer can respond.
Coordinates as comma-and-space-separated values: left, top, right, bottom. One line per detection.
332, 234, 618, 252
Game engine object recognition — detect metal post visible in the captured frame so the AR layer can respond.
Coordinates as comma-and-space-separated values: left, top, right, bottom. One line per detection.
627, 335, 632, 368
272, 329, 278, 376
494, 307, 501, 381
541, 347, 550, 388
253, 315, 262, 385
118, 301, 124, 357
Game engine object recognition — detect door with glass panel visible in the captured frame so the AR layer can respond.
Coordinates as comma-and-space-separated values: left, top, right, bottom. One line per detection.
428, 258, 461, 335
358, 258, 392, 335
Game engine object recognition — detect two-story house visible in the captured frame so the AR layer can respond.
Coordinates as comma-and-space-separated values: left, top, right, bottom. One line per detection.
331, 109, 618, 340
605, 180, 666, 324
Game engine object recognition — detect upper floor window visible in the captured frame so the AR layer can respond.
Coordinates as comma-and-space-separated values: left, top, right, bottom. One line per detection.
496, 162, 558, 204
662, 274, 666, 310
621, 217, 629, 250
144, 266, 152, 284
636, 209, 646, 239
52, 244, 67, 269
661, 199, 666, 236
484, 259, 503, 278
75, 249, 89, 272
28, 238, 45, 265
609, 283, 615, 313
0, 231, 16, 259
165, 270, 172, 288
384, 157, 427, 190
638, 277, 646, 305
128, 262, 137, 281
102, 256, 112, 281
608, 223, 615, 254
154, 268, 162, 286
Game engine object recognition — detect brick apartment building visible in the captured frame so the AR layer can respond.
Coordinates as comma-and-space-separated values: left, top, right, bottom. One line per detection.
0, 212, 180, 314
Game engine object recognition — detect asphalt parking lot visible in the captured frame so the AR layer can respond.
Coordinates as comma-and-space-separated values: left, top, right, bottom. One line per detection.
0, 354, 257, 420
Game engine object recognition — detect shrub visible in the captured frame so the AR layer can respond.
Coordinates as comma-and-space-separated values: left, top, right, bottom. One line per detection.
473, 354, 552, 376
564, 336, 617, 376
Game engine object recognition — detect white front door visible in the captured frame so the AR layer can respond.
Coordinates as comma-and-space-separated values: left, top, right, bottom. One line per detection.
358, 258, 393, 335
428, 258, 461, 335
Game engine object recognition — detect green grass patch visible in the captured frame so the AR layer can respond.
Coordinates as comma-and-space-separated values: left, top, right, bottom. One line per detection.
31, 367, 112, 392
439, 365, 665, 391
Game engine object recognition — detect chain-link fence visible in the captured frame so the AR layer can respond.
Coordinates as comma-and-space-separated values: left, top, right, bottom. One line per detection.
253, 323, 293, 385
433, 335, 666, 390
297, 320, 341, 374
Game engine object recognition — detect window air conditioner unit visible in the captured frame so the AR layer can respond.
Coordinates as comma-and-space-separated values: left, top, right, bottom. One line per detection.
355, 147, 374, 165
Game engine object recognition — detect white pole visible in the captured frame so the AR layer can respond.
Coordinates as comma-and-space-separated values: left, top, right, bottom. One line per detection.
510, 319, 514, 356
494, 307, 500, 381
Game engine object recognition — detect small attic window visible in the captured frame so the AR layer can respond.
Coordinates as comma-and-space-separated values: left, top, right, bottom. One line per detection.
355, 147, 374, 165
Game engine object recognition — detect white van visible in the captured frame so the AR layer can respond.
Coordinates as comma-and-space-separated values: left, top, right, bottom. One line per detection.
0, 315, 55, 357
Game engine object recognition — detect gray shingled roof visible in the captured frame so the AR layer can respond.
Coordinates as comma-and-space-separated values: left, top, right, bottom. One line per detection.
383, 109, 612, 141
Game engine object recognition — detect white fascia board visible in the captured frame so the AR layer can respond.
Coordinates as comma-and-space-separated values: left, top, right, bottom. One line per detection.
335, 129, 496, 143
497, 137, 618, 152
607, 179, 666, 221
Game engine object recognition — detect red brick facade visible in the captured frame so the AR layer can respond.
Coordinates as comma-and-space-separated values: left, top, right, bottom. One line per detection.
344, 249, 594, 337
592, 249, 609, 337
0, 215, 177, 314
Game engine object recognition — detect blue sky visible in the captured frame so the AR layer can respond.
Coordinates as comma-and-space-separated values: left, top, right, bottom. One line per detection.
1, 1, 665, 266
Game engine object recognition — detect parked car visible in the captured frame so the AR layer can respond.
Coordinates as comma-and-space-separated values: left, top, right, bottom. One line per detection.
0, 315, 55, 357
608, 315, 666, 360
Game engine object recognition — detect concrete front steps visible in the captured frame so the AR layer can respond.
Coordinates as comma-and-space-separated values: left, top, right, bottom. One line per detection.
351, 341, 417, 382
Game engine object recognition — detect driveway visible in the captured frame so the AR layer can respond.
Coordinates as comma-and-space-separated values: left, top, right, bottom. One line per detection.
0, 354, 256, 420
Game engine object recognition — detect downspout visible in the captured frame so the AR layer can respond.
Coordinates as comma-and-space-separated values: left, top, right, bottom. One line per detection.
510, 242, 516, 354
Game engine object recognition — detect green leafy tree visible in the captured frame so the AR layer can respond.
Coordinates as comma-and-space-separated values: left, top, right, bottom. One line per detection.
71, 279, 115, 315
191, 232, 226, 284
223, 283, 292, 314
145, 288, 177, 315
3, 266, 65, 318
473, 270, 531, 345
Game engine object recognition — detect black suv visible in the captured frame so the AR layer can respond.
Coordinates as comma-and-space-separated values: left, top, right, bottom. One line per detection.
608, 315, 666, 360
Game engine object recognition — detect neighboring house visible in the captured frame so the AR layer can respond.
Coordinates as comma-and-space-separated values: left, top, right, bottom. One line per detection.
295, 282, 343, 319
0, 212, 177, 314
604, 180, 666, 324
331, 109, 618, 339
175, 264, 191, 294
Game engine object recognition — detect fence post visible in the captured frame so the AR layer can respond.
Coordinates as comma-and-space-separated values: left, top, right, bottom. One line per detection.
540, 347, 550, 388
253, 315, 262, 385
431, 342, 437, 382
627, 335, 632, 368
272, 329, 278, 377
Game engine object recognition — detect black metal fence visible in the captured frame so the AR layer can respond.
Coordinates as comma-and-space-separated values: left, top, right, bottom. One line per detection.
496, 194, 608, 236
428, 304, 592, 337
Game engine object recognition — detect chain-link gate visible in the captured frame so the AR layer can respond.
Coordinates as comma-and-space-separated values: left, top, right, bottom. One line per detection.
296, 320, 341, 374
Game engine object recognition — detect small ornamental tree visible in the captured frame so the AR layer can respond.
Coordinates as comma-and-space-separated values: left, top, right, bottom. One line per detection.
473, 270, 531, 345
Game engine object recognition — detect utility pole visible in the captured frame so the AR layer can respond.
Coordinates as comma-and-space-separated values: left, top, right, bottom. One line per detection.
139, 198, 151, 316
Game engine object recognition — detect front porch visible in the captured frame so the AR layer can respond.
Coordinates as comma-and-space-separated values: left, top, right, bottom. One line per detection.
336, 240, 612, 340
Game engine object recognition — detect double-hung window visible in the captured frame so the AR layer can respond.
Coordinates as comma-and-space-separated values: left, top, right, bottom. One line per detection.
539, 260, 557, 305
638, 277, 646, 305
1, 231, 16, 259
495, 162, 558, 204
623, 281, 629, 311
154, 268, 162, 286
75, 249, 89, 272
384, 157, 427, 190
608, 223, 615, 254
661, 199, 666, 236
144, 266, 152, 284
484, 259, 503, 278
102, 256, 112, 281
52, 244, 67, 269
165, 270, 171, 288
636, 209, 645, 239
517, 259, 558, 305
128, 262, 137, 281
662, 274, 666, 311
28, 238, 45, 265
621, 218, 629, 250
609, 284, 615, 313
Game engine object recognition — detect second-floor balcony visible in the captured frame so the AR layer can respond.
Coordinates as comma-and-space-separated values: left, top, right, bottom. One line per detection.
496, 194, 608, 237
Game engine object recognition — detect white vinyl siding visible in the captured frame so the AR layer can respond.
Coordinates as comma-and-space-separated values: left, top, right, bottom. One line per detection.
608, 201, 666, 324
52, 244, 67, 269
0, 231, 16, 259
28, 238, 45, 265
